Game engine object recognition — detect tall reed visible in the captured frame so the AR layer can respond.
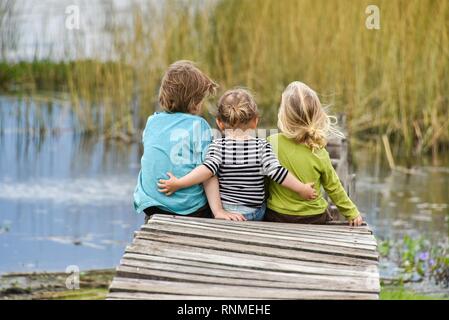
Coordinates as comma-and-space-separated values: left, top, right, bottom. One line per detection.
1, 0, 448, 156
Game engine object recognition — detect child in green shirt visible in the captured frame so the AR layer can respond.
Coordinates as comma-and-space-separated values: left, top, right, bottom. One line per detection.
266, 81, 363, 226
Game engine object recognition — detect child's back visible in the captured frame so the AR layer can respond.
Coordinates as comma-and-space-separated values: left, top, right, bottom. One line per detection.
267, 133, 358, 219
133, 60, 217, 216
134, 112, 211, 214
266, 81, 362, 225
205, 136, 288, 208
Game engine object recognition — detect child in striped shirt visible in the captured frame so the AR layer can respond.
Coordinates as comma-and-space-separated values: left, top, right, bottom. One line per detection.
157, 88, 317, 221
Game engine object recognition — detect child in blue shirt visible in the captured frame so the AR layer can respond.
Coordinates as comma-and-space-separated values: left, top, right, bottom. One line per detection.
134, 61, 246, 222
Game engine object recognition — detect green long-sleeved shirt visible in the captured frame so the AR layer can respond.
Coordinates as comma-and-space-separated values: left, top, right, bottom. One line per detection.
267, 133, 360, 220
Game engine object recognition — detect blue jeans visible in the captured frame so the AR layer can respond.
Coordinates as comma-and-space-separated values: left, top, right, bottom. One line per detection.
222, 203, 266, 221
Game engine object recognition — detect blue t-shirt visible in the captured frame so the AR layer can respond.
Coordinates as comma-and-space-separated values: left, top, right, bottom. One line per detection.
133, 112, 212, 215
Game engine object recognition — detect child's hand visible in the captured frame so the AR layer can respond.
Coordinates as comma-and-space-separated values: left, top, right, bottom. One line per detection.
299, 182, 317, 200
214, 209, 247, 221
157, 172, 180, 196
348, 214, 363, 227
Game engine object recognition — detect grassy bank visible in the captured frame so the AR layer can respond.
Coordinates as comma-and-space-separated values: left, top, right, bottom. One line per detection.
1, 0, 449, 155
0, 269, 114, 300
1, 268, 448, 300
380, 287, 448, 300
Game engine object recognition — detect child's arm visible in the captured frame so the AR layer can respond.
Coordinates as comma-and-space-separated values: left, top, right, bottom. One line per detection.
261, 142, 317, 200
158, 140, 223, 195
203, 176, 246, 221
321, 150, 363, 226
281, 172, 317, 200
158, 167, 246, 221
158, 165, 212, 195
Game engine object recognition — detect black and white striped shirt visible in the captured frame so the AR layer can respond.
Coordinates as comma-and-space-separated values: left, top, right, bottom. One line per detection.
203, 137, 289, 207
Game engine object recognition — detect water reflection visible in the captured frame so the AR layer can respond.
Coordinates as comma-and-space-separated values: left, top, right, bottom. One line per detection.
354, 142, 449, 242
0, 96, 142, 273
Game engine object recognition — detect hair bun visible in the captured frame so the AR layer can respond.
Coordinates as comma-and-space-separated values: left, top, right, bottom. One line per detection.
217, 89, 259, 128
308, 127, 317, 136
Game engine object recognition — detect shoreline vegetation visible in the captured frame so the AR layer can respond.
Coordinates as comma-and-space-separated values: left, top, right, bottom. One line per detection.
0, 269, 114, 300
0, 268, 447, 300
1, 0, 449, 159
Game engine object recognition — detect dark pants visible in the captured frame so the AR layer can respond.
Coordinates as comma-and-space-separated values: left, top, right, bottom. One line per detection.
264, 207, 333, 224
143, 203, 213, 224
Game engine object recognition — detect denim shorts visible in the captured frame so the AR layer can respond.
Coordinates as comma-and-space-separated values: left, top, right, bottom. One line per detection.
222, 203, 266, 221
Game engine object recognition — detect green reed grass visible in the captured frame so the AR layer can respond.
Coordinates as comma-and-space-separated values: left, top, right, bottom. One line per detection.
1, 0, 448, 156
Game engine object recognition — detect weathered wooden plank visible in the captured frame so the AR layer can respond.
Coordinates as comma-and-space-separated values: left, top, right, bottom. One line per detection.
120, 255, 378, 288
150, 213, 370, 231
121, 254, 377, 282
326, 144, 341, 159
150, 215, 373, 234
151, 214, 373, 237
129, 234, 378, 270
126, 241, 379, 278
147, 216, 377, 246
137, 224, 377, 251
118, 259, 380, 292
141, 223, 378, 260
149, 218, 373, 244
109, 277, 379, 300
134, 231, 377, 267
141, 223, 372, 254
115, 265, 377, 294
122, 252, 375, 281
107, 292, 240, 300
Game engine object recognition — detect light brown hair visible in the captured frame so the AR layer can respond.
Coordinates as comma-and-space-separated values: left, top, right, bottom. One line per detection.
158, 60, 218, 114
217, 88, 259, 129
278, 81, 344, 150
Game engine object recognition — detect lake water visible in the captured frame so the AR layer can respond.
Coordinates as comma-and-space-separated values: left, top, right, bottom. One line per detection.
1, 96, 449, 287
0, 96, 142, 272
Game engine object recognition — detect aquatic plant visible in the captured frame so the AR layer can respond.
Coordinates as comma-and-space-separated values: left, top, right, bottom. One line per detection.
378, 239, 392, 257
379, 236, 449, 287
380, 287, 448, 300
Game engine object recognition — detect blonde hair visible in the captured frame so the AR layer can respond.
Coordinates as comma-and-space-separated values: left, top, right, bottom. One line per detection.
159, 60, 218, 114
278, 81, 344, 150
217, 88, 259, 129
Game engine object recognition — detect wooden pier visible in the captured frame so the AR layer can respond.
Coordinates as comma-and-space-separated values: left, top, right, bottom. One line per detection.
107, 132, 380, 299
107, 215, 379, 299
